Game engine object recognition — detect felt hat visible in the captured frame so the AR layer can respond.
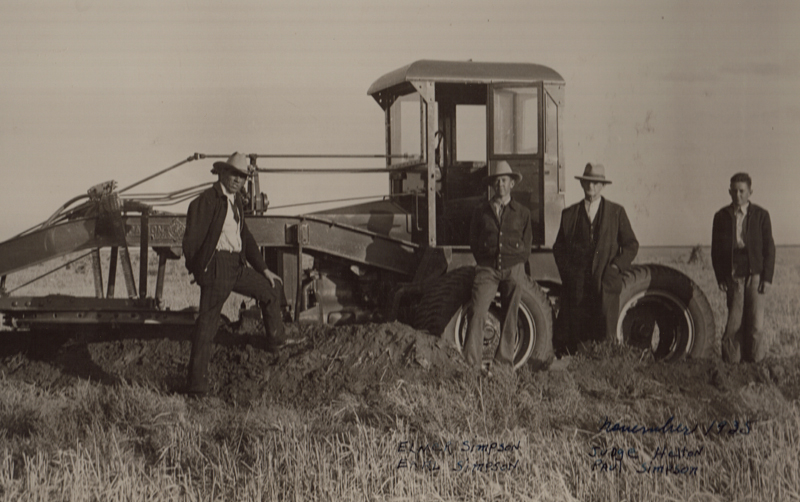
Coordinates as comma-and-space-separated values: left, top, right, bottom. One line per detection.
575, 162, 612, 184
483, 160, 522, 185
212, 152, 250, 176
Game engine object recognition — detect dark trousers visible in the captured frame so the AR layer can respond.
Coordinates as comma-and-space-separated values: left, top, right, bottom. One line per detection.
558, 266, 620, 353
187, 251, 284, 393
464, 263, 526, 368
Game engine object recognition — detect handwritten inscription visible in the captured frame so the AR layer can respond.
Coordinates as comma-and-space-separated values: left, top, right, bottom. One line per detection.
598, 416, 752, 437
636, 446, 704, 476
395, 440, 521, 474
589, 445, 639, 473
590, 416, 752, 476
589, 444, 704, 475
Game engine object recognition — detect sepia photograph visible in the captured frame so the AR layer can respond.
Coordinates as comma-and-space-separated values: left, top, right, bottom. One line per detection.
1, 0, 799, 500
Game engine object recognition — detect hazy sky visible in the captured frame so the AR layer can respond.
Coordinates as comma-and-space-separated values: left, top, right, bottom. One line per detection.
1, 0, 799, 245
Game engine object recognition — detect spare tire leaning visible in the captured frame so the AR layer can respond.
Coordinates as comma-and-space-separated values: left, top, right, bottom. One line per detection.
414, 266, 554, 370
616, 264, 715, 361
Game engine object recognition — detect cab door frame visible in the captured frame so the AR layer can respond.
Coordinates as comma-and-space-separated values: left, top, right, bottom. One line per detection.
487, 82, 546, 245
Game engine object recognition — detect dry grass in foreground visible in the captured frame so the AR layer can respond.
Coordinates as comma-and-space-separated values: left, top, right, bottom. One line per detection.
1, 353, 800, 502
0, 247, 798, 501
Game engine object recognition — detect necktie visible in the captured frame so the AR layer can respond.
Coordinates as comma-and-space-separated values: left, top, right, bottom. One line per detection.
493, 199, 504, 218
736, 209, 745, 248
231, 200, 240, 224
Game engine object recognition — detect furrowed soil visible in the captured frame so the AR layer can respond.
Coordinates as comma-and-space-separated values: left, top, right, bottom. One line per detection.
0, 320, 471, 409
2, 318, 800, 418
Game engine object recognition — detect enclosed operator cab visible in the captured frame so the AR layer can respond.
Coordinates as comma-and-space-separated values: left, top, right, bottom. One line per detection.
368, 60, 566, 253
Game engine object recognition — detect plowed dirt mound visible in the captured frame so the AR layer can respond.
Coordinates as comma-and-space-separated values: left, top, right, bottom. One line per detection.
0, 321, 468, 407
2, 320, 800, 414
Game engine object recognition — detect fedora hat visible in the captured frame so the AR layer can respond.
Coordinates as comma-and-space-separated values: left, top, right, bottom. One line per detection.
483, 160, 522, 185
575, 162, 612, 184
212, 152, 251, 176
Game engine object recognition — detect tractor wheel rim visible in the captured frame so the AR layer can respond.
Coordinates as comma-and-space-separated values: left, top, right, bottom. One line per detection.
454, 302, 536, 369
616, 290, 694, 360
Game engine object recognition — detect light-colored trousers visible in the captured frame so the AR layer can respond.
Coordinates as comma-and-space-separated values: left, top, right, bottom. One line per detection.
464, 263, 526, 368
721, 274, 768, 363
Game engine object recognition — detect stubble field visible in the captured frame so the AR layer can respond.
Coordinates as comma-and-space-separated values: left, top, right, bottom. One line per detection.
1, 247, 799, 501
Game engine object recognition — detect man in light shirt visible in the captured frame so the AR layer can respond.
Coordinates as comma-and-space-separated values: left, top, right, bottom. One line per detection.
712, 172, 775, 363
182, 152, 299, 397
553, 163, 639, 355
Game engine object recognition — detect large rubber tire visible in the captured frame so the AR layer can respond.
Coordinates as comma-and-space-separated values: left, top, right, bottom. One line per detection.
616, 264, 715, 361
414, 266, 554, 370
414, 267, 476, 336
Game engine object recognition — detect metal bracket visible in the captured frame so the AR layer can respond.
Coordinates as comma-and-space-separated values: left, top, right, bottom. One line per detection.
286, 222, 309, 246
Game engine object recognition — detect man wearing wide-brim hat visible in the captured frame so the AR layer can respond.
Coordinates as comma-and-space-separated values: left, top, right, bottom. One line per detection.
553, 162, 639, 354
181, 152, 302, 397
465, 160, 532, 370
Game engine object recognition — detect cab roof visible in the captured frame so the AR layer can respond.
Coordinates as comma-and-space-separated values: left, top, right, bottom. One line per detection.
367, 59, 565, 97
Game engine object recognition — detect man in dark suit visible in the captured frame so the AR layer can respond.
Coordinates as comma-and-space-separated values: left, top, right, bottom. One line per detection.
553, 163, 639, 354
712, 172, 775, 363
466, 161, 533, 370
182, 152, 301, 396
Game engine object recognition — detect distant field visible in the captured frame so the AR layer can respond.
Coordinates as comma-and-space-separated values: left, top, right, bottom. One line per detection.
636, 245, 800, 264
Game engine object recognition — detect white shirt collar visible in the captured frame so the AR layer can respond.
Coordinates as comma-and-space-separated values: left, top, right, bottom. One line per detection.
493, 194, 512, 206
584, 196, 602, 222
584, 196, 601, 211
734, 202, 749, 215
220, 183, 237, 202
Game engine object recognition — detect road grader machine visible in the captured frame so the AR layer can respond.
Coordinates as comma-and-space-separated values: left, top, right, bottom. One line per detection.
0, 60, 715, 369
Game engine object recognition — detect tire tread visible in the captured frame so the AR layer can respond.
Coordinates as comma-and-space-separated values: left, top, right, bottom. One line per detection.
619, 264, 715, 359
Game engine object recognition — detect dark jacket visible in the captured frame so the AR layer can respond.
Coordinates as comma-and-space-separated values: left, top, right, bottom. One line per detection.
553, 198, 639, 295
469, 198, 532, 270
711, 203, 775, 284
182, 182, 268, 279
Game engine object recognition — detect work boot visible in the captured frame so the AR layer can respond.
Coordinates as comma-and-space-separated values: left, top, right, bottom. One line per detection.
265, 323, 307, 352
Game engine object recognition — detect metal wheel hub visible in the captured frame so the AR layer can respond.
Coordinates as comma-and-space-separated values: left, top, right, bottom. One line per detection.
453, 300, 536, 369
617, 291, 693, 361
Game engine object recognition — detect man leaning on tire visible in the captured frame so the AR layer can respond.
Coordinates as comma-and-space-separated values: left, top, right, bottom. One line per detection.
712, 172, 775, 364
465, 161, 532, 371
553, 163, 639, 355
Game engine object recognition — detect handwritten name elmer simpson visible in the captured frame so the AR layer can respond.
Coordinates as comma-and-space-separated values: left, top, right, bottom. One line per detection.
397, 440, 520, 456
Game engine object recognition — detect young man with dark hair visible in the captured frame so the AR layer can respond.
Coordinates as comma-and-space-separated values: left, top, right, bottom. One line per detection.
712, 172, 775, 363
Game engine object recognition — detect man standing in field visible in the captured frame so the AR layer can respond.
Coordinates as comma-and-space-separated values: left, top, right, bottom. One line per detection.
466, 160, 532, 370
182, 152, 302, 396
712, 172, 775, 363
553, 163, 639, 354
